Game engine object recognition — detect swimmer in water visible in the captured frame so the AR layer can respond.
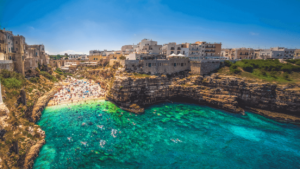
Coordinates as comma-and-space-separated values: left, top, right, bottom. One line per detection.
82, 123, 86, 126
111, 129, 117, 138
98, 114, 102, 117
100, 140, 106, 148
67, 137, 72, 141
81, 142, 87, 146
176, 139, 182, 143
97, 125, 104, 130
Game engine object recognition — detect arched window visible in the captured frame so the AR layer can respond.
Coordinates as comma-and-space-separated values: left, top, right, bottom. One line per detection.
177, 47, 181, 50
170, 47, 175, 50
9, 56, 11, 60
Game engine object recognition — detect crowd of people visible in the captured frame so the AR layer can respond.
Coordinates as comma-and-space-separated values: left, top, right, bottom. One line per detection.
49, 77, 105, 106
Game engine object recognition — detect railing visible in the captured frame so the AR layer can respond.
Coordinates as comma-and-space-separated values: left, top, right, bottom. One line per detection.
0, 40, 5, 43
0, 60, 13, 64
0, 49, 5, 53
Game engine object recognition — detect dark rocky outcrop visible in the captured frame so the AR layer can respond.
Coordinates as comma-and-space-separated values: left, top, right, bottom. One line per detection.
9, 141, 19, 154
0, 129, 6, 141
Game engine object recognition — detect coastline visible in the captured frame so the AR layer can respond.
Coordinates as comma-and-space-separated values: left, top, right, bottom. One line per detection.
47, 96, 106, 107
245, 106, 300, 125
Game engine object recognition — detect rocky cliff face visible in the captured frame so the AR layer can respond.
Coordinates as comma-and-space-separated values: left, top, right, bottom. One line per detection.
24, 139, 45, 169
107, 73, 300, 120
27, 86, 60, 123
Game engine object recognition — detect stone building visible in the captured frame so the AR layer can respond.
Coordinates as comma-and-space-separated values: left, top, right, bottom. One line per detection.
196, 41, 222, 57
121, 45, 134, 55
294, 49, 300, 59
124, 55, 190, 75
68, 54, 88, 60
191, 60, 223, 75
188, 43, 203, 60
0, 28, 49, 76
221, 48, 256, 60
162, 43, 189, 56
259, 47, 295, 59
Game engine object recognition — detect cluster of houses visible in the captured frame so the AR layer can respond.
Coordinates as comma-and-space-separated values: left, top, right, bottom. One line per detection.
1, 27, 299, 76
51, 38, 300, 75
0, 28, 50, 77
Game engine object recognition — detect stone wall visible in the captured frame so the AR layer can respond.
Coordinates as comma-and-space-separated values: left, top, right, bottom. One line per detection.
24, 58, 39, 71
125, 57, 190, 75
0, 60, 14, 71
191, 60, 222, 75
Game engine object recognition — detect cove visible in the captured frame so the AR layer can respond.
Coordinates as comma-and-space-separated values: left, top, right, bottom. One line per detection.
33, 101, 300, 168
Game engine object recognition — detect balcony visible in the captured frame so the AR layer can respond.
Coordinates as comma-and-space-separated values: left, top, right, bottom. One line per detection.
0, 49, 5, 53
0, 40, 5, 43
205, 46, 216, 48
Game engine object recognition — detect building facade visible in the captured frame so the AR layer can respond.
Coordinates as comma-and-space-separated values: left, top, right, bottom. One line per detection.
294, 49, 300, 59
124, 56, 190, 75
162, 43, 189, 57
0, 28, 49, 75
68, 54, 88, 60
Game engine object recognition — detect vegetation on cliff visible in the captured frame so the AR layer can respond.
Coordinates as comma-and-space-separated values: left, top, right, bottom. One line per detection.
220, 59, 300, 84
0, 69, 56, 168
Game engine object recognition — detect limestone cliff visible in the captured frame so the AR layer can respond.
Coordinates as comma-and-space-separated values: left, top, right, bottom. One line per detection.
107, 73, 300, 122
24, 139, 45, 169
30, 86, 60, 123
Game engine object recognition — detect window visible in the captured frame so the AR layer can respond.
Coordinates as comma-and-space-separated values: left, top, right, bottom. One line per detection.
174, 63, 176, 67
148, 63, 151, 67
16, 41, 18, 44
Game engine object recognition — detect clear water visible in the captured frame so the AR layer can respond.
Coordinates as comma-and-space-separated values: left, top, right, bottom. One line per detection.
33, 101, 300, 169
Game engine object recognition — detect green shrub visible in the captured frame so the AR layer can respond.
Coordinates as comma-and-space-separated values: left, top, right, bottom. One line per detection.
40, 71, 57, 82
230, 65, 241, 74
283, 72, 290, 81
224, 60, 232, 67
260, 70, 267, 76
2, 78, 23, 89
29, 77, 39, 83
56, 74, 61, 79
281, 65, 292, 73
119, 56, 126, 60
270, 71, 277, 78
242, 64, 254, 72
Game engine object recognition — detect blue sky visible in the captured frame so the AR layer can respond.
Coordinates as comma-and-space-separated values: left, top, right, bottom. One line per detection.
0, 0, 300, 54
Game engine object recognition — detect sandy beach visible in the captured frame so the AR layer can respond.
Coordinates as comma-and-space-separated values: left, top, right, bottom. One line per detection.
47, 77, 106, 107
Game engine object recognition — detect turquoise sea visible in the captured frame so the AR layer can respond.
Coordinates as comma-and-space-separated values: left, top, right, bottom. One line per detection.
34, 100, 300, 169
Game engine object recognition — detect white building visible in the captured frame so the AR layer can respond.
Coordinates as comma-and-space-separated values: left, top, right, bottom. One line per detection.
162, 42, 189, 57
260, 47, 295, 59
68, 54, 88, 60
188, 43, 204, 60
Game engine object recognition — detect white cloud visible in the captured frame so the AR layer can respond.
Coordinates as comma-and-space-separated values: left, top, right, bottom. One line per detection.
250, 32, 259, 36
